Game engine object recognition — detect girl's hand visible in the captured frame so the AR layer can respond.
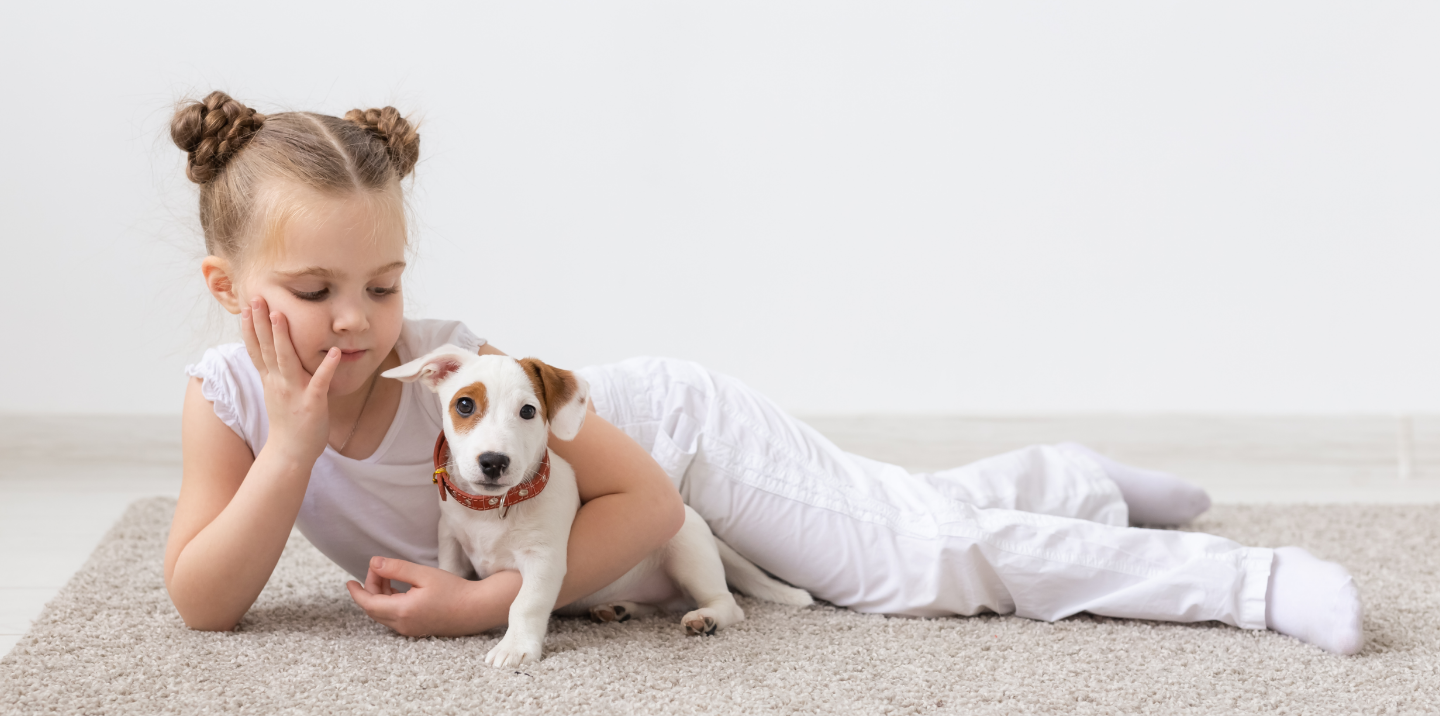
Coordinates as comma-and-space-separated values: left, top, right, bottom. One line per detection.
346, 557, 523, 637
239, 295, 342, 464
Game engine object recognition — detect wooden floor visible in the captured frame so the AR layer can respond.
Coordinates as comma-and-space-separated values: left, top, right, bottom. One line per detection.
4, 413, 1438, 657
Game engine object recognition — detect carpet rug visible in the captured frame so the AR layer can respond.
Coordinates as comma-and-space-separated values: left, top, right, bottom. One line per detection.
1, 497, 1436, 715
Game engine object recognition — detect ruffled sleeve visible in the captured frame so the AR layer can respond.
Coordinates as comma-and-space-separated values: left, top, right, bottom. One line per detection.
183, 344, 256, 447
449, 321, 487, 353
399, 317, 487, 358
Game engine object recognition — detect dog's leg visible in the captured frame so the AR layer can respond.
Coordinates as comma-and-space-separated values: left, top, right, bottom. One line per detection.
485, 549, 566, 668
589, 601, 658, 623
663, 507, 746, 636
714, 538, 812, 606
437, 519, 477, 580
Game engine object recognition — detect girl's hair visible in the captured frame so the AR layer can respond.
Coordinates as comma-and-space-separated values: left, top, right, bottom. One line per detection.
169, 91, 420, 272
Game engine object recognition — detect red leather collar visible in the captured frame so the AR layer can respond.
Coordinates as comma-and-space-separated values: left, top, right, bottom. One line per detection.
432, 431, 550, 517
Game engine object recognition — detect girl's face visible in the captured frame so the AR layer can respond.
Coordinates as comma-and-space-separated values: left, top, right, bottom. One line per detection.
237, 190, 407, 397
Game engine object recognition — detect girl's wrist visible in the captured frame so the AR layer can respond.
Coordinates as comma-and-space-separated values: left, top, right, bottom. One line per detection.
258, 439, 322, 473
461, 570, 524, 633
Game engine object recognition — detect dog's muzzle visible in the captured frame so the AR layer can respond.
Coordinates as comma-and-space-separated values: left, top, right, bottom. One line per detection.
433, 432, 552, 517
478, 451, 510, 480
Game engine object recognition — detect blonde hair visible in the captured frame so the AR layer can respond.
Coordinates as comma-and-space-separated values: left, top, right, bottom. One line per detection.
170, 91, 420, 274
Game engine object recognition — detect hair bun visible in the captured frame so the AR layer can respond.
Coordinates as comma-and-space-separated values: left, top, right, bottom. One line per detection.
170, 91, 266, 184
344, 106, 420, 178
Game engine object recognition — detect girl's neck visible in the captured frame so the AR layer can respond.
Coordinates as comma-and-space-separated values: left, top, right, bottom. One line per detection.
328, 347, 403, 459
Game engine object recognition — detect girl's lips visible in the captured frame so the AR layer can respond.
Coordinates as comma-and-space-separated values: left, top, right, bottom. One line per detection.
338, 349, 368, 363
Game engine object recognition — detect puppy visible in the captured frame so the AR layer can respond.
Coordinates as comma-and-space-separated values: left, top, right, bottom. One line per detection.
383, 345, 812, 667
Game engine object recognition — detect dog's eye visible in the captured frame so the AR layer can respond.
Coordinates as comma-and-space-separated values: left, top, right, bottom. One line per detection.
520, 405, 536, 420
455, 397, 475, 417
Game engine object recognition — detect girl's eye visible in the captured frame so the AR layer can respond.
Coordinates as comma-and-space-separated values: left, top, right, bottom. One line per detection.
370, 286, 399, 297
292, 289, 328, 301
520, 405, 536, 420
456, 397, 475, 417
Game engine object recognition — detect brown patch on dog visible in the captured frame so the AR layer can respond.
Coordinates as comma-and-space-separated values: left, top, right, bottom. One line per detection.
518, 358, 577, 423
449, 381, 489, 434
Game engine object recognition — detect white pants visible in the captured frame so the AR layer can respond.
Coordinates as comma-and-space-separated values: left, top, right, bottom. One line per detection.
579, 357, 1273, 630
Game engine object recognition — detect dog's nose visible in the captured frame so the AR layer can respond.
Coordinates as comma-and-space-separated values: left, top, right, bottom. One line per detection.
478, 452, 510, 479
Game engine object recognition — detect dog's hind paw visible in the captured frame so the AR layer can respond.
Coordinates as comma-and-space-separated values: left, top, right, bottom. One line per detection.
590, 601, 654, 624
682, 610, 718, 636
590, 603, 631, 623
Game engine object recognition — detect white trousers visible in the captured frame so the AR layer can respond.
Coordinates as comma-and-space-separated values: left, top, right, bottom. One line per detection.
578, 357, 1273, 630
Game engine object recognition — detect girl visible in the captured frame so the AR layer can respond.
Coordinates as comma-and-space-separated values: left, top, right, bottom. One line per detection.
165, 91, 1365, 657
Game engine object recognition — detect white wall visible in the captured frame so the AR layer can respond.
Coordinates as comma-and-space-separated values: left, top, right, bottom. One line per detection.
3, 2, 1438, 415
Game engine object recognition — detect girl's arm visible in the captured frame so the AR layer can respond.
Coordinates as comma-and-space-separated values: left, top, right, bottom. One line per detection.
164, 376, 311, 630
549, 400, 689, 606
346, 344, 688, 637
165, 299, 342, 631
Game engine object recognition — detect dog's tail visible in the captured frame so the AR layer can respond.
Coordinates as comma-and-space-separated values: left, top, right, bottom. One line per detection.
715, 538, 814, 607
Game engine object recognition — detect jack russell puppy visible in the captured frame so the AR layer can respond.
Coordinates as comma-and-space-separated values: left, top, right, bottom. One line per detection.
383, 346, 812, 668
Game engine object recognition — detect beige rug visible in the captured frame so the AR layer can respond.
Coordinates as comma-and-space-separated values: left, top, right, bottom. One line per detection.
1, 497, 1436, 715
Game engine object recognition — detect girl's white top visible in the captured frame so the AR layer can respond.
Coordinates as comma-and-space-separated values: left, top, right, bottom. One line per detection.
184, 318, 485, 584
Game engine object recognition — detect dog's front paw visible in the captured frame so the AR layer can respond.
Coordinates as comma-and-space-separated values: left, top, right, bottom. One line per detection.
486, 634, 543, 668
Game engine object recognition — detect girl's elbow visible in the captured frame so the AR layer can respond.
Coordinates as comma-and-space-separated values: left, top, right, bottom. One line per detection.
173, 601, 241, 632
182, 615, 240, 633
166, 583, 241, 632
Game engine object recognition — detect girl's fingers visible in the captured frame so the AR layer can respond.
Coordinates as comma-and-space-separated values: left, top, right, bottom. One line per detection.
346, 581, 399, 624
269, 312, 302, 379
309, 347, 342, 398
238, 306, 265, 376
366, 566, 390, 595
365, 559, 405, 596
251, 297, 279, 374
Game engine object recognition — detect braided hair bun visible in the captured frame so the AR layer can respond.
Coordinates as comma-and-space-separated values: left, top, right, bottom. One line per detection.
170, 91, 266, 184
344, 107, 421, 178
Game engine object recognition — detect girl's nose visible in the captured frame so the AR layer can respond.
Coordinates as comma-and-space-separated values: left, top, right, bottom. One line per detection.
332, 296, 370, 334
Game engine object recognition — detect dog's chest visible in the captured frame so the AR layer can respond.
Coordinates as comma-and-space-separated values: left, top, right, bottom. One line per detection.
442, 482, 579, 578
450, 516, 528, 576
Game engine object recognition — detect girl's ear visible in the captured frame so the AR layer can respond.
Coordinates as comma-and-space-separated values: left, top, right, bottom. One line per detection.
518, 357, 590, 441
382, 344, 476, 392
201, 256, 242, 313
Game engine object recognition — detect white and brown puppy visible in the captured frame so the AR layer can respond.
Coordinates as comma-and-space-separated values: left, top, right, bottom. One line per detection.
383, 345, 812, 668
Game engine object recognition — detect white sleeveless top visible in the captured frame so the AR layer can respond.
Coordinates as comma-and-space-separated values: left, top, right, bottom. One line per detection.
184, 318, 486, 587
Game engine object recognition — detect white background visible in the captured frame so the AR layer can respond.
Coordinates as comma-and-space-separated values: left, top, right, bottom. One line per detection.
2, 2, 1437, 416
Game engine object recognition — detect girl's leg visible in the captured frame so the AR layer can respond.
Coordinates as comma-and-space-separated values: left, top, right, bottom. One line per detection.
920, 442, 1212, 526
580, 357, 1363, 654
1055, 442, 1213, 526
916, 443, 1131, 526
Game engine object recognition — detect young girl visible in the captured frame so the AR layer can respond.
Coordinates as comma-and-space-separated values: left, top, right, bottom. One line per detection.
165, 91, 1365, 657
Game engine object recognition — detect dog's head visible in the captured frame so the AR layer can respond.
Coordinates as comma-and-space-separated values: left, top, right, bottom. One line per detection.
381, 345, 589, 493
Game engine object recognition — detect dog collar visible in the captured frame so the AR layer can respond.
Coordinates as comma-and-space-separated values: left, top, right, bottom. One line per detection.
431, 431, 550, 518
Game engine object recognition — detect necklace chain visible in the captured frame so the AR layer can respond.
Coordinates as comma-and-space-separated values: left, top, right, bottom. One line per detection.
337, 367, 380, 455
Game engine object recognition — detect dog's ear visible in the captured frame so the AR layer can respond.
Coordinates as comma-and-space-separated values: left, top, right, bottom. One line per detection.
381, 344, 476, 393
518, 357, 590, 441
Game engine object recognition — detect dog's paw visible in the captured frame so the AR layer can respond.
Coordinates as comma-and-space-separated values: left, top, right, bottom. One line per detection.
590, 602, 640, 623
682, 609, 719, 636
485, 634, 543, 668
